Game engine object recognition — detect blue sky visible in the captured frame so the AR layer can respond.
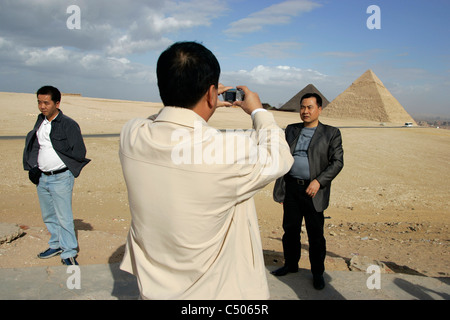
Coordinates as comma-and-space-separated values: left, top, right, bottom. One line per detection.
0, 0, 449, 117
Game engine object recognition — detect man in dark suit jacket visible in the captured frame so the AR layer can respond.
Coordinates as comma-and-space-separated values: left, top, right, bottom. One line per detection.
272, 93, 344, 290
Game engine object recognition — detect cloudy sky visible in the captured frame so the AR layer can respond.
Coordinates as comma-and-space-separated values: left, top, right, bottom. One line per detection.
0, 0, 449, 117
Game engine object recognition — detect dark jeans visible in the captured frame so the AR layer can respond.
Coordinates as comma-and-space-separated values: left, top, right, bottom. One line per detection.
282, 178, 326, 275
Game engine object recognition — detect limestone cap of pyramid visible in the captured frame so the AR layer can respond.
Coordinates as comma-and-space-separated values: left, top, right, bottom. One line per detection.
353, 69, 385, 87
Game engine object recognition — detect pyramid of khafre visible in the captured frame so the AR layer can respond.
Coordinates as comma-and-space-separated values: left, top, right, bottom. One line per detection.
278, 84, 330, 112
322, 70, 417, 125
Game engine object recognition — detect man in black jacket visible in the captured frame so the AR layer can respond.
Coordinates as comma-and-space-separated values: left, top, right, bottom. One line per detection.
23, 86, 90, 265
272, 93, 343, 290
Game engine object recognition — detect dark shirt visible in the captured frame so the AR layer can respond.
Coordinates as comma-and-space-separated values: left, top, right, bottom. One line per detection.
23, 110, 90, 177
288, 126, 317, 179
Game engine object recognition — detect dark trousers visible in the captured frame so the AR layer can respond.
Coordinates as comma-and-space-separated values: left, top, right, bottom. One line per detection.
282, 178, 326, 275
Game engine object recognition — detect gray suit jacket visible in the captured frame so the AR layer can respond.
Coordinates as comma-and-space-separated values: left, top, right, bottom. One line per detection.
273, 121, 344, 212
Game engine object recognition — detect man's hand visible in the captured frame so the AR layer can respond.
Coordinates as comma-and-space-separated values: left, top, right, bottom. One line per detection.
233, 85, 263, 115
217, 83, 233, 108
306, 179, 320, 198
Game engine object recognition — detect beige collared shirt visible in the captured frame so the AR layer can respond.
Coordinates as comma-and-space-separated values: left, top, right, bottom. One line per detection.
119, 107, 293, 300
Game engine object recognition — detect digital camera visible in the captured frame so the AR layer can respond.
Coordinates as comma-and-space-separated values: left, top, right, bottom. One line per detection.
223, 88, 245, 102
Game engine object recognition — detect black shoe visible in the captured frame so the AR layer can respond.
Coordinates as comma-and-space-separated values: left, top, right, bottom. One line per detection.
313, 274, 325, 290
37, 247, 63, 259
271, 265, 298, 276
61, 257, 79, 265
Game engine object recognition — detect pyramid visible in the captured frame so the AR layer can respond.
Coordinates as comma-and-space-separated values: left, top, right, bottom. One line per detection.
278, 84, 330, 112
322, 70, 417, 125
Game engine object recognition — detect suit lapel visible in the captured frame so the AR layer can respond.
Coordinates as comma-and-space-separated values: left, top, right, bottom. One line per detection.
288, 122, 324, 154
308, 122, 323, 150
288, 124, 302, 154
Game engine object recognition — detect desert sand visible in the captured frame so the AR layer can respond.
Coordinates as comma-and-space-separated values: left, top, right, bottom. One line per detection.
0, 92, 449, 279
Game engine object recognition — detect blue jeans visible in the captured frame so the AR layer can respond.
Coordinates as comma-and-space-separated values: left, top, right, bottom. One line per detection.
36, 170, 78, 259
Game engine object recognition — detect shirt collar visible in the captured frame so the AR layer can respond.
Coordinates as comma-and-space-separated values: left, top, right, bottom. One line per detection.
154, 106, 207, 128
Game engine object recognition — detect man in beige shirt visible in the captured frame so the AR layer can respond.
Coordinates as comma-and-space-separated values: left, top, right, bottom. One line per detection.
119, 41, 293, 299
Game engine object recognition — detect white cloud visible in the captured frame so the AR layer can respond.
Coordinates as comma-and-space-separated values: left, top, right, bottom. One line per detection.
0, 37, 153, 83
321, 51, 362, 58
225, 0, 321, 35
0, 0, 227, 100
220, 64, 332, 106
106, 34, 173, 57
223, 65, 327, 85
25, 47, 69, 67
240, 42, 302, 59
0, 0, 228, 56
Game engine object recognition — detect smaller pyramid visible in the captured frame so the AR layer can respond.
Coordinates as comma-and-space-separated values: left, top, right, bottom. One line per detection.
322, 70, 417, 125
278, 84, 330, 112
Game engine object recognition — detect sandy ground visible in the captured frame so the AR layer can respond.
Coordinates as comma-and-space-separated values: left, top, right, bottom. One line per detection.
0, 92, 449, 279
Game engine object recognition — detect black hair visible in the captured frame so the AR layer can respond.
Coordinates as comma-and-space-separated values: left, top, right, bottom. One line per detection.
157, 41, 220, 108
36, 86, 61, 103
300, 93, 322, 107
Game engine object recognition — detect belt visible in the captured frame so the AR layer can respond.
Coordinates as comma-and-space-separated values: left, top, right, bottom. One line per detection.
286, 176, 310, 186
42, 167, 69, 176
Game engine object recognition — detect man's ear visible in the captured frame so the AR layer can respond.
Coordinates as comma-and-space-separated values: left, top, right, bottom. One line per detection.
206, 84, 217, 109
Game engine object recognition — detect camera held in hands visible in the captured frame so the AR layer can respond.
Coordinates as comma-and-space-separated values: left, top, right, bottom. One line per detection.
223, 88, 245, 103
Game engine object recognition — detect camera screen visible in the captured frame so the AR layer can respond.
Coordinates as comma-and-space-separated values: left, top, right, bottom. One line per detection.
224, 90, 237, 102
